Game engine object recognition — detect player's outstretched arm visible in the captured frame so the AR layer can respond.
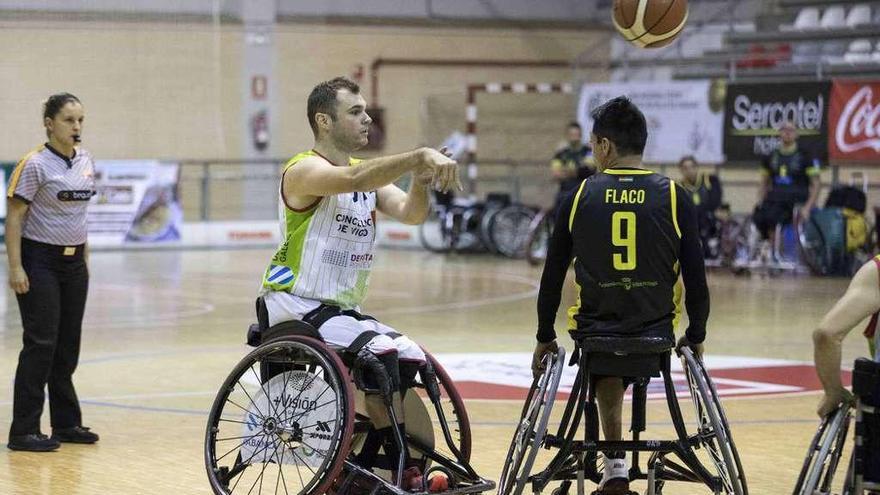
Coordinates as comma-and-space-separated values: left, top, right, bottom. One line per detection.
284, 147, 457, 198
813, 259, 880, 416
377, 147, 458, 225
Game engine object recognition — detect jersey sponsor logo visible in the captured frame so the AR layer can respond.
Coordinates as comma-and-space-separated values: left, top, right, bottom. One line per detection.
266, 265, 294, 285
598, 277, 658, 291
331, 207, 374, 243
57, 190, 95, 201
434, 353, 848, 400
321, 249, 349, 267
350, 252, 373, 269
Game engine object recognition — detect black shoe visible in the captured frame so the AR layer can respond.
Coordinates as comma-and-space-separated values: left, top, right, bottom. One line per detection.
51, 426, 99, 444
7, 433, 60, 452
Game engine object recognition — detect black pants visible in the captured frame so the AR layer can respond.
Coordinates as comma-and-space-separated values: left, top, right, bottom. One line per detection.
753, 198, 796, 240
10, 238, 89, 436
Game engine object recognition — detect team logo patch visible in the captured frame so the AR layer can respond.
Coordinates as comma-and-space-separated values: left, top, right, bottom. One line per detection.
266, 265, 294, 285
433, 353, 847, 400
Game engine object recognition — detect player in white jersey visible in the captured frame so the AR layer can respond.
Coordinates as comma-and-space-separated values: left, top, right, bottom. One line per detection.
259, 77, 458, 490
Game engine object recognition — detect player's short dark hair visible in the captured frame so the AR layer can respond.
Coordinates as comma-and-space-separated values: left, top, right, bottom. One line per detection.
567, 121, 582, 131
590, 96, 647, 157
43, 92, 81, 120
678, 155, 697, 167
307, 77, 361, 136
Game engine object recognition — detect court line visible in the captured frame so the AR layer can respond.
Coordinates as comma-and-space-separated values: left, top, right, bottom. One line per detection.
74, 398, 828, 430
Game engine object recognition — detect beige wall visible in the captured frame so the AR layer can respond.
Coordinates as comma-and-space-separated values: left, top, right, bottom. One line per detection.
0, 18, 606, 163
0, 20, 243, 162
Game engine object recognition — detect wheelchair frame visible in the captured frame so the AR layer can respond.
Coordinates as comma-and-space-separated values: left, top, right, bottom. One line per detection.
499, 338, 747, 495
794, 358, 880, 495
204, 319, 495, 495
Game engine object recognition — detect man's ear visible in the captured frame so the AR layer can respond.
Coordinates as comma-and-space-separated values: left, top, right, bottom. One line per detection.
315, 112, 331, 132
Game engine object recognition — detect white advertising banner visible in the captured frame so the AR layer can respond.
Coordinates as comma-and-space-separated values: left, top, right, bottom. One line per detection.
577, 80, 725, 164
88, 160, 183, 247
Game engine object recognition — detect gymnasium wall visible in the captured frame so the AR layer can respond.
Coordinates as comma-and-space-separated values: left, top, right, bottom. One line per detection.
0, 18, 607, 162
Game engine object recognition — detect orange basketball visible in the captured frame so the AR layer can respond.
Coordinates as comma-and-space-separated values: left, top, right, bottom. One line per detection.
613, 0, 689, 49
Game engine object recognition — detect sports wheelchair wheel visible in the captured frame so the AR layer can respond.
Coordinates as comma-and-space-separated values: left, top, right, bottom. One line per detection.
497, 347, 566, 495
792, 405, 852, 495
205, 335, 355, 495
681, 348, 748, 495
489, 205, 536, 259
525, 210, 553, 266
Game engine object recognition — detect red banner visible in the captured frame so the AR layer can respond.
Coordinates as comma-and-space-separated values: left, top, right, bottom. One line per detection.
829, 80, 880, 161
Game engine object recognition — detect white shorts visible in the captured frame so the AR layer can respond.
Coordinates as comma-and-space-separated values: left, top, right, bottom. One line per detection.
263, 291, 425, 363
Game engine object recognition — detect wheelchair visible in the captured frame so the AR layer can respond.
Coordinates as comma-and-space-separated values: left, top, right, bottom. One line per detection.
204, 300, 495, 495
793, 358, 880, 495
498, 333, 747, 495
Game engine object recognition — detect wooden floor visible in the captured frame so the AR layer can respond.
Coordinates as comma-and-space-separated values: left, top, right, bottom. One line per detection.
0, 248, 867, 495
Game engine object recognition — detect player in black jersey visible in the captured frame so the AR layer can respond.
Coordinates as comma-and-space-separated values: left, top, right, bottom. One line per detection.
550, 122, 595, 217
753, 121, 821, 254
531, 96, 710, 495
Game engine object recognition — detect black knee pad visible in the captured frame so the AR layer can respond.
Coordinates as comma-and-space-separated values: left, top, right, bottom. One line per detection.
376, 350, 401, 393
399, 361, 422, 394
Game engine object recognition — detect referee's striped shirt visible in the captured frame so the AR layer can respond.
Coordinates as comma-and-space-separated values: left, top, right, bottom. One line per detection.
7, 144, 96, 246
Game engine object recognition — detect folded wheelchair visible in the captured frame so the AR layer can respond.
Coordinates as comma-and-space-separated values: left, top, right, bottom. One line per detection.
204, 299, 495, 495
498, 332, 747, 495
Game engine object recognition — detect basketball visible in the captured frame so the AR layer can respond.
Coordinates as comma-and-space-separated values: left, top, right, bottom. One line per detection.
612, 0, 689, 49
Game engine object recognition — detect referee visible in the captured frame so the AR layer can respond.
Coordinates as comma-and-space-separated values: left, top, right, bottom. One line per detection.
6, 93, 99, 451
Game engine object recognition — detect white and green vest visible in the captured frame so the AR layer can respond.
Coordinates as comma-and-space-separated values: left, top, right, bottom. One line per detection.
261, 151, 376, 309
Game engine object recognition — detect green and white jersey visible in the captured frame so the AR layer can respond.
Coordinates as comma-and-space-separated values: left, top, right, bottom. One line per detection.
261, 151, 376, 309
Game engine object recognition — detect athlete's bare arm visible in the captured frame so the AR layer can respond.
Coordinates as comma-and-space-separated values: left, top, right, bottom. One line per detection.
813, 260, 880, 416
283, 148, 458, 210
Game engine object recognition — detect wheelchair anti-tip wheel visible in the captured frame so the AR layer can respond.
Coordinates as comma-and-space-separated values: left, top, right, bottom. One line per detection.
792, 405, 852, 495
205, 335, 355, 495
681, 348, 748, 495
497, 347, 566, 495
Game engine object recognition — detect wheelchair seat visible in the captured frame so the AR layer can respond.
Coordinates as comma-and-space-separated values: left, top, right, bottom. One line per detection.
573, 334, 674, 355
247, 318, 322, 347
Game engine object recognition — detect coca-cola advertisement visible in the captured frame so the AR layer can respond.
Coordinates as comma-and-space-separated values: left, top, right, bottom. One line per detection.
829, 80, 880, 162
724, 82, 830, 162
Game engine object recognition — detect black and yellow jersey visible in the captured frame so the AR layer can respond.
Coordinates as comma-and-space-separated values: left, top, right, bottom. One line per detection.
761, 145, 821, 203
536, 166, 709, 344
681, 171, 722, 216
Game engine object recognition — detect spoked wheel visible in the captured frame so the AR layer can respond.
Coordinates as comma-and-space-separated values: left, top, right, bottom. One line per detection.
792, 405, 852, 495
796, 216, 830, 276
490, 205, 537, 259
681, 348, 748, 495
497, 347, 566, 495
420, 208, 456, 253
205, 336, 355, 495
341, 352, 473, 491
525, 210, 553, 266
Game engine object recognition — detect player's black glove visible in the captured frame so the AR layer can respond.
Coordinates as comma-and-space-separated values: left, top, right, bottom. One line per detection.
675, 334, 704, 358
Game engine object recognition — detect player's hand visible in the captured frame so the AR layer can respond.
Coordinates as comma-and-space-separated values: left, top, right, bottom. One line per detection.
418, 147, 461, 193
817, 387, 854, 418
532, 340, 558, 380
8, 265, 29, 294
799, 205, 812, 222
675, 335, 704, 359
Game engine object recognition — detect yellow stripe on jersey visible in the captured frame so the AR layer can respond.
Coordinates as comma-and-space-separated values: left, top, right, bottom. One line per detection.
6, 146, 44, 198
568, 179, 587, 232
672, 275, 683, 330
602, 168, 653, 175
669, 179, 682, 238
567, 275, 581, 330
